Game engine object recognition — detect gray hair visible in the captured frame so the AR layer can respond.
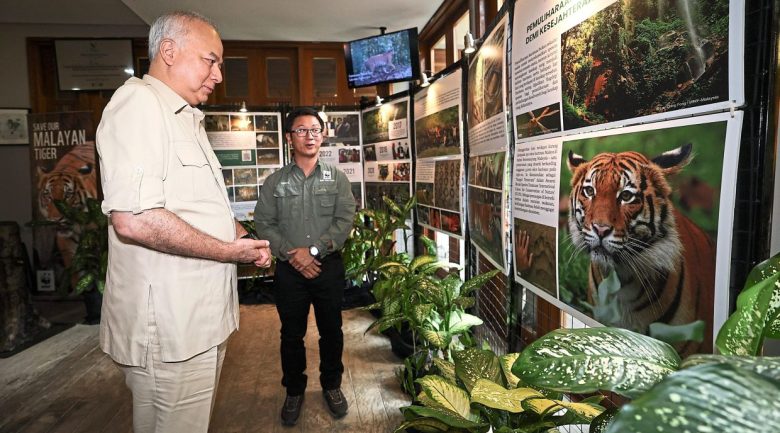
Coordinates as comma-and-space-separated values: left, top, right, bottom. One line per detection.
148, 11, 218, 61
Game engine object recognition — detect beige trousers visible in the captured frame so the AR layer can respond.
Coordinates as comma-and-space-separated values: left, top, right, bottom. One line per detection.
117, 318, 227, 433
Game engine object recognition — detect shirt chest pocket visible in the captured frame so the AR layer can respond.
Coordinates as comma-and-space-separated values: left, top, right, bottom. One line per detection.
314, 184, 337, 216
273, 182, 301, 221
174, 141, 217, 202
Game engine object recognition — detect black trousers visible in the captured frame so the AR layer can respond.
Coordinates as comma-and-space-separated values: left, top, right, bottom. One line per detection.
273, 253, 345, 396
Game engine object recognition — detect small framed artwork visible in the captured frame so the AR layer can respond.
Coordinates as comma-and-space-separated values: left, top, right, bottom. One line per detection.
0, 108, 30, 145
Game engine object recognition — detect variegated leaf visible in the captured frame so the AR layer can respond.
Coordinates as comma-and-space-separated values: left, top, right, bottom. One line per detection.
453, 348, 504, 392
432, 358, 458, 384
412, 303, 436, 326
499, 353, 522, 388
448, 311, 483, 335
416, 375, 480, 422
470, 379, 544, 413
522, 397, 560, 415
716, 271, 780, 356
453, 296, 476, 309
393, 417, 450, 433
553, 399, 604, 422
513, 327, 679, 399
460, 269, 500, 296
606, 364, 780, 433
383, 296, 402, 316
402, 405, 483, 429
681, 354, 780, 381
421, 329, 447, 349
411, 255, 439, 272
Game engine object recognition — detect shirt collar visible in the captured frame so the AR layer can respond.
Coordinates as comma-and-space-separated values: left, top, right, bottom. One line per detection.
141, 74, 198, 117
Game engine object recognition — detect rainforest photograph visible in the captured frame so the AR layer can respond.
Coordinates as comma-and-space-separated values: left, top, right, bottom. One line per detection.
561, 0, 730, 129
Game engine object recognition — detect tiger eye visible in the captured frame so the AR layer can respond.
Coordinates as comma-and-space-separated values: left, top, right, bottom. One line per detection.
583, 186, 595, 197
620, 191, 634, 202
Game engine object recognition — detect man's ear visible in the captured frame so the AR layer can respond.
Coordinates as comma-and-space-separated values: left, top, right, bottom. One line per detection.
159, 38, 176, 66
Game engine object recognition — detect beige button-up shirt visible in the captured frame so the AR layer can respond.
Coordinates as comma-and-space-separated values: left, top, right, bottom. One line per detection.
97, 75, 238, 366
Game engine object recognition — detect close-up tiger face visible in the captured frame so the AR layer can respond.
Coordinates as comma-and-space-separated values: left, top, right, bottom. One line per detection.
566, 144, 691, 274
37, 165, 95, 221
565, 142, 715, 353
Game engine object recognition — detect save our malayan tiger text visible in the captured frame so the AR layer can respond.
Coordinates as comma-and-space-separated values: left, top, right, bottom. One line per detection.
31, 121, 87, 160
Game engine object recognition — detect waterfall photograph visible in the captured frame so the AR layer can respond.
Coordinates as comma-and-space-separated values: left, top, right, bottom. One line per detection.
560, 0, 730, 129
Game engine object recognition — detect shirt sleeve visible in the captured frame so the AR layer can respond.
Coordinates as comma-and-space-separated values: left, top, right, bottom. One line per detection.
97, 83, 167, 215
254, 173, 295, 260
318, 169, 356, 254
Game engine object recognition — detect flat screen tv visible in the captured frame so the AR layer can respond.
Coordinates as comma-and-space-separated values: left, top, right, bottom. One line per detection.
344, 28, 421, 88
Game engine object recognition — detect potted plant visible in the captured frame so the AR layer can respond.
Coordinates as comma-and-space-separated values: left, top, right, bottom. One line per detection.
53, 197, 108, 324
395, 252, 780, 432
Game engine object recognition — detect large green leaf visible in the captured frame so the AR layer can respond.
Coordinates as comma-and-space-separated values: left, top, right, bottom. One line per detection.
448, 312, 483, 335
681, 354, 780, 381
401, 406, 481, 429
416, 375, 481, 422
453, 296, 476, 309
432, 358, 458, 384
499, 353, 522, 388
589, 408, 617, 433
383, 296, 402, 316
412, 303, 436, 326
553, 400, 604, 423
513, 327, 680, 399
470, 379, 544, 413
393, 417, 450, 433
366, 313, 404, 333
460, 270, 500, 296
421, 329, 448, 349
411, 255, 439, 272
606, 363, 780, 433
453, 348, 504, 392
716, 269, 780, 356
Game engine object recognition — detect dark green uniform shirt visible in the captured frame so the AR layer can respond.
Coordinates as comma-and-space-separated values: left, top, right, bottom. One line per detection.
254, 160, 356, 261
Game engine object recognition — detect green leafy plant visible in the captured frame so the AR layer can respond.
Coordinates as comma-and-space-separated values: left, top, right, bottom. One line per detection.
342, 195, 416, 288
53, 197, 108, 294
509, 251, 780, 432
394, 348, 605, 433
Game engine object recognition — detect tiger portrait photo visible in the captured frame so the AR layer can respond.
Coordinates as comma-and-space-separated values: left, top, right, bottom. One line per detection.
557, 121, 727, 355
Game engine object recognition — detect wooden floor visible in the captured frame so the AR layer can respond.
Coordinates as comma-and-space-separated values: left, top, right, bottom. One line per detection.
0, 306, 408, 433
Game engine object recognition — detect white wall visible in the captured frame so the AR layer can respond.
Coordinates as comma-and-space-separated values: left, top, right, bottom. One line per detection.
0, 23, 148, 253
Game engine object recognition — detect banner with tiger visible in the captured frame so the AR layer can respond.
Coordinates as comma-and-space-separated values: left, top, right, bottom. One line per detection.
28, 111, 97, 292
512, 111, 742, 356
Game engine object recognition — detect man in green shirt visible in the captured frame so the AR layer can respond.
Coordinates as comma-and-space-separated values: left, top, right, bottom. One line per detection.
254, 107, 356, 426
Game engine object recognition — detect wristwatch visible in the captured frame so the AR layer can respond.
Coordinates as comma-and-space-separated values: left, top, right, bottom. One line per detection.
309, 245, 320, 258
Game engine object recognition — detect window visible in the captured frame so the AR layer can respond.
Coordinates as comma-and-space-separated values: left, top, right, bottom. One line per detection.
313, 57, 338, 99
266, 57, 292, 99
453, 11, 470, 60
430, 35, 446, 74
224, 57, 249, 97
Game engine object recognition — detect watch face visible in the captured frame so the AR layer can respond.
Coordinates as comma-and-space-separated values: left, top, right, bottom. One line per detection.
310, 246, 319, 256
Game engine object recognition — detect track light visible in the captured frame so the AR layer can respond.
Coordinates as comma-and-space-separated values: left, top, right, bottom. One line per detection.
420, 72, 430, 88
375, 95, 383, 106
464, 32, 476, 54
239, 101, 247, 112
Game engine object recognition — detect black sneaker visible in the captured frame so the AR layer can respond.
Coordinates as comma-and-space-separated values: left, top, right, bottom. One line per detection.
281, 394, 304, 426
322, 388, 348, 419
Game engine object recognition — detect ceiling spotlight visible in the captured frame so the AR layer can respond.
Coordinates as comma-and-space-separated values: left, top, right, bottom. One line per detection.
375, 95, 383, 106
420, 72, 430, 88
239, 101, 247, 113
464, 32, 476, 54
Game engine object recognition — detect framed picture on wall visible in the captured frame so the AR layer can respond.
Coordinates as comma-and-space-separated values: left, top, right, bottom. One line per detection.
0, 108, 29, 145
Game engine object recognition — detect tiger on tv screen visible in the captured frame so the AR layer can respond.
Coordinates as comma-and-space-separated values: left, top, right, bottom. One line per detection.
557, 122, 727, 356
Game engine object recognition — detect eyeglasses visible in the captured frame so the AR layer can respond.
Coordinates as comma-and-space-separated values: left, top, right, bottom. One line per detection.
291, 128, 322, 137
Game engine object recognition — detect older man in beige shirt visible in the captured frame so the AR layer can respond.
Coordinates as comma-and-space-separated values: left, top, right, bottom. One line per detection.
96, 11, 271, 433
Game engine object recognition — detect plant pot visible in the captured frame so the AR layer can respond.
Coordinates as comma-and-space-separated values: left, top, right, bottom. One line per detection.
386, 324, 415, 359
83, 289, 102, 325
